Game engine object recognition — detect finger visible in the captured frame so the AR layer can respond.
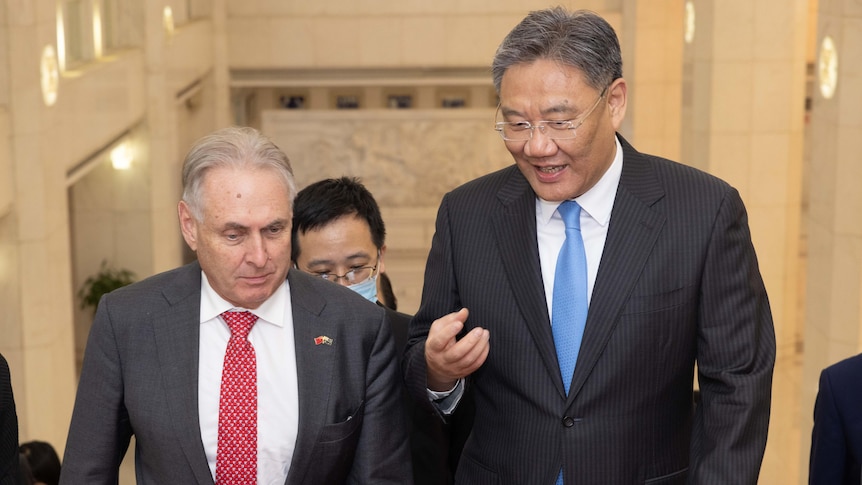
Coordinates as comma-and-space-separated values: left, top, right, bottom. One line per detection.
451, 328, 490, 374
427, 309, 470, 352
440, 325, 486, 362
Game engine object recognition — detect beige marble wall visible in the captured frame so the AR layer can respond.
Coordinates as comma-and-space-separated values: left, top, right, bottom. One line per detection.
2, 0, 78, 451
225, 0, 621, 70
69, 126, 153, 368
679, 1, 809, 482
621, 0, 684, 160
0, 0, 226, 456
683, 0, 808, 356
799, 1, 862, 481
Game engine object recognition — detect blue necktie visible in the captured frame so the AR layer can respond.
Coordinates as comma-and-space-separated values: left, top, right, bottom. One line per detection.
552, 200, 588, 395
552, 201, 588, 485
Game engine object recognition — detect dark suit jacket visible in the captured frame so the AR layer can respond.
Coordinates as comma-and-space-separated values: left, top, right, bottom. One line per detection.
60, 262, 411, 484
0, 353, 19, 485
404, 135, 775, 484
383, 305, 472, 485
809, 353, 862, 485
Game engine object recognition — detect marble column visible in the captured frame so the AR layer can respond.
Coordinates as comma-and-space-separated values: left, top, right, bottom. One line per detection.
683, 0, 808, 359
680, 0, 809, 482
0, 1, 77, 452
621, 0, 685, 161
799, 1, 862, 480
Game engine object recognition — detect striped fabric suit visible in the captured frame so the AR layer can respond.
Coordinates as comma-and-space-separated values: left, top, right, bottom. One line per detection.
404, 135, 775, 484
0, 353, 19, 485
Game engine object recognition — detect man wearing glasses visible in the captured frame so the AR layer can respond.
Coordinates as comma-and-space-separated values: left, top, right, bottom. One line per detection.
292, 176, 472, 485
403, 7, 775, 484
291, 177, 395, 311
291, 177, 472, 485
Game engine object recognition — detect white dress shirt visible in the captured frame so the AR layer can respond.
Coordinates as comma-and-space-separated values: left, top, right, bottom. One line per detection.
538, 136, 623, 314
198, 272, 299, 485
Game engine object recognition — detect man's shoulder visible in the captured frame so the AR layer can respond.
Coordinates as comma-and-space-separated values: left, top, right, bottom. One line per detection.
823, 352, 862, 380
102, 262, 200, 307
443, 165, 533, 211
382, 306, 412, 326
450, 165, 521, 196
620, 135, 731, 193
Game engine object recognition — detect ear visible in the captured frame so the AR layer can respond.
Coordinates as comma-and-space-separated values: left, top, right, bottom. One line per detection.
378, 244, 387, 274
178, 201, 199, 252
606, 78, 627, 130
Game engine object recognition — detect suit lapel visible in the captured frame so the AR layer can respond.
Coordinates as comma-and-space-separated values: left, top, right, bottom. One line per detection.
284, 270, 336, 485
568, 137, 666, 401
492, 169, 566, 396
152, 262, 215, 485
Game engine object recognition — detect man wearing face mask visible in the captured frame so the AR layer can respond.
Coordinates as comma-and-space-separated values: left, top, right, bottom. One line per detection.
292, 176, 472, 485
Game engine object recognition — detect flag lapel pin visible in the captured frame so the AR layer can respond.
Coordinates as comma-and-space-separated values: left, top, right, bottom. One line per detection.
314, 335, 333, 346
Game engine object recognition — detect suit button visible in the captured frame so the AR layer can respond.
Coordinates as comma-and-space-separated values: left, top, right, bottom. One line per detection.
562, 416, 575, 427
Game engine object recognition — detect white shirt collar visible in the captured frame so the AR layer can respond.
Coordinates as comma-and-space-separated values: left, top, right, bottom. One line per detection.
199, 271, 288, 327
538, 136, 623, 225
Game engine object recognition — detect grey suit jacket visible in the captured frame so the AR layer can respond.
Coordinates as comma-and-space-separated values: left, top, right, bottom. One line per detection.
60, 262, 411, 484
404, 135, 775, 485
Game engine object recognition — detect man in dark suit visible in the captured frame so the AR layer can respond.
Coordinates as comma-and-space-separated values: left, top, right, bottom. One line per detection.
60, 127, 411, 484
0, 353, 20, 485
809, 353, 862, 485
403, 7, 775, 484
291, 176, 472, 485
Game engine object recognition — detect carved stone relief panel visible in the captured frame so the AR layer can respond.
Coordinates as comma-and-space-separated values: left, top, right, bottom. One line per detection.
262, 108, 512, 207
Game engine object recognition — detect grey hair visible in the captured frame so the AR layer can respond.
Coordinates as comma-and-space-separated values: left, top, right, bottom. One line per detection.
492, 7, 623, 93
181, 126, 297, 220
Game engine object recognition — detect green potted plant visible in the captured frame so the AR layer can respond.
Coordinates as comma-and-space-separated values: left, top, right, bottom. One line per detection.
78, 260, 136, 313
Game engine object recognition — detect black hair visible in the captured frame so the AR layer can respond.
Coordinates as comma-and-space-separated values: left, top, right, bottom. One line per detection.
19, 441, 61, 485
291, 177, 386, 262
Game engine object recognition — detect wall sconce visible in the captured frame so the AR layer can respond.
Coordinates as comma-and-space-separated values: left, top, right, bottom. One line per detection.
818, 36, 838, 100
163, 6, 175, 40
684, 2, 696, 44
110, 142, 133, 170
92, 0, 104, 58
40, 45, 60, 106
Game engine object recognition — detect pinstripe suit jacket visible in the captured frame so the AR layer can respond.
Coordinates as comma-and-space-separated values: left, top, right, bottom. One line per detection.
404, 135, 775, 485
0, 353, 19, 485
60, 262, 411, 484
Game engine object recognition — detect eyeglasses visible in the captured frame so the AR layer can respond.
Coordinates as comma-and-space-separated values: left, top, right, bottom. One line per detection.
301, 252, 380, 285
494, 87, 607, 142
315, 264, 377, 284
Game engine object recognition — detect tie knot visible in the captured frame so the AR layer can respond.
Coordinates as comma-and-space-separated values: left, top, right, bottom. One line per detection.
221, 311, 258, 340
557, 200, 582, 231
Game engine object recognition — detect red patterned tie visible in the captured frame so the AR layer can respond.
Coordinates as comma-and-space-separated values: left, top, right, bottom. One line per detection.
216, 311, 259, 485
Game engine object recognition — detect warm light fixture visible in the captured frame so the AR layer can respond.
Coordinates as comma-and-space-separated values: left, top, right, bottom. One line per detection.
163, 6, 175, 39
684, 2, 696, 44
40, 45, 60, 106
110, 142, 133, 170
818, 36, 838, 99
55, 3, 67, 72
92, 0, 104, 58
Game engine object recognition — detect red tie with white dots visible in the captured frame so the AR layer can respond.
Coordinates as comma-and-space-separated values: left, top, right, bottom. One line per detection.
216, 310, 259, 485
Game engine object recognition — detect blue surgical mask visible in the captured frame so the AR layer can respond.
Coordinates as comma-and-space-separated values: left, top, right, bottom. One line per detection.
348, 274, 378, 303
